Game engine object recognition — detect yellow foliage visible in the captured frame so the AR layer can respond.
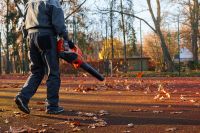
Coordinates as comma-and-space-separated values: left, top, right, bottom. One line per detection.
99, 38, 123, 59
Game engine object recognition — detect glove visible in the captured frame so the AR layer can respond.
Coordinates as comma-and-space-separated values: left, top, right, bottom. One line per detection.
68, 40, 75, 49
63, 40, 70, 51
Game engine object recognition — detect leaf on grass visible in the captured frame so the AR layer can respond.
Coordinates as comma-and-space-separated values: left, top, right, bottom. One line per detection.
54, 121, 69, 125
122, 130, 131, 133
72, 127, 82, 132
99, 110, 109, 116
153, 110, 163, 114
144, 87, 152, 94
151, 106, 160, 108
189, 99, 197, 103
82, 73, 88, 77
168, 105, 172, 108
165, 127, 177, 132
84, 112, 96, 117
88, 124, 96, 129
127, 123, 134, 127
38, 129, 47, 133
180, 95, 187, 101
125, 85, 130, 91
69, 121, 81, 128
0, 109, 5, 112
136, 72, 143, 78
88, 121, 107, 128
4, 119, 9, 124
41, 124, 48, 127
172, 90, 178, 94
9, 125, 37, 133
130, 108, 142, 112
13, 111, 20, 115
170, 111, 183, 114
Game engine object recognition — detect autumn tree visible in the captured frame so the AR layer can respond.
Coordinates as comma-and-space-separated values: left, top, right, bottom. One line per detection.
171, 0, 199, 67
99, 38, 123, 60
144, 30, 178, 71
146, 0, 175, 71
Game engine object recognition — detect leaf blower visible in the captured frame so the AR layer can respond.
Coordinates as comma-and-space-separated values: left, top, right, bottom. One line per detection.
57, 39, 104, 81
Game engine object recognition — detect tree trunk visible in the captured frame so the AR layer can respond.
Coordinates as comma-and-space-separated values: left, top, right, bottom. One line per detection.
190, 0, 199, 66
120, 0, 127, 72
147, 0, 175, 71
6, 0, 10, 74
157, 28, 175, 71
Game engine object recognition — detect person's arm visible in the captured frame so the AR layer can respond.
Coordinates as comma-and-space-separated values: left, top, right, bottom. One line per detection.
50, 0, 75, 48
50, 0, 68, 39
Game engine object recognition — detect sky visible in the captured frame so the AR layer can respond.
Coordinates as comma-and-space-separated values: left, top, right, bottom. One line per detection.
0, 0, 181, 44
82, 0, 180, 42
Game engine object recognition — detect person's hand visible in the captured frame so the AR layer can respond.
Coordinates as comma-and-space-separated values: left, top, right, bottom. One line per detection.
68, 40, 75, 49
63, 40, 70, 51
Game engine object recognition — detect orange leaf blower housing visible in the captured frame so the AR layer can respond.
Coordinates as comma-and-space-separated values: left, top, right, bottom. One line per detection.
57, 39, 104, 81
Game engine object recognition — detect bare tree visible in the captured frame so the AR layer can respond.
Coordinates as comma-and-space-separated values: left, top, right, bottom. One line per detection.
147, 0, 175, 71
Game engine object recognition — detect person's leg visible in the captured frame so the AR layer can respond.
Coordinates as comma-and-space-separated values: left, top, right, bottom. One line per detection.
37, 35, 62, 114
15, 33, 45, 113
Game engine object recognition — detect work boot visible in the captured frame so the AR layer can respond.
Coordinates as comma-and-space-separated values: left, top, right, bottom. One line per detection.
46, 106, 64, 114
15, 95, 30, 114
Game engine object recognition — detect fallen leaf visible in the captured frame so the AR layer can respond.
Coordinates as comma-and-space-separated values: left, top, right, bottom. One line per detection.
165, 127, 177, 132
154, 84, 171, 100
13, 111, 20, 115
153, 110, 163, 114
189, 99, 197, 103
127, 123, 134, 127
130, 109, 142, 112
0, 109, 5, 112
85, 112, 96, 117
170, 112, 183, 114
69, 121, 81, 127
180, 95, 187, 101
88, 124, 96, 129
82, 73, 88, 77
41, 124, 48, 127
38, 129, 47, 133
151, 106, 160, 108
4, 119, 9, 124
122, 130, 131, 133
9, 125, 37, 133
136, 72, 143, 78
99, 110, 109, 116
72, 127, 82, 132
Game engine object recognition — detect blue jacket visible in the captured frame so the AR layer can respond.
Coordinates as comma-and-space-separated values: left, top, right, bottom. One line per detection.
24, 0, 68, 39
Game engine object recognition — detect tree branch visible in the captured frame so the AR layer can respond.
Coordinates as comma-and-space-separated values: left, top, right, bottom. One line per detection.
64, 0, 87, 20
111, 10, 157, 33
14, 0, 24, 17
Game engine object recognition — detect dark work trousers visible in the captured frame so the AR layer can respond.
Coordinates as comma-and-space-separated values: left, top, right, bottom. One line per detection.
18, 32, 61, 110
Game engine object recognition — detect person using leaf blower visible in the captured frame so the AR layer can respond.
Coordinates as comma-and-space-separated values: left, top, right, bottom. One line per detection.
15, 0, 75, 114
15, 0, 104, 115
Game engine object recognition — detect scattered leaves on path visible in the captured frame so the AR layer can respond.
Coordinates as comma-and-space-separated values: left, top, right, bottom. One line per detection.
8, 125, 37, 133
154, 84, 170, 101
